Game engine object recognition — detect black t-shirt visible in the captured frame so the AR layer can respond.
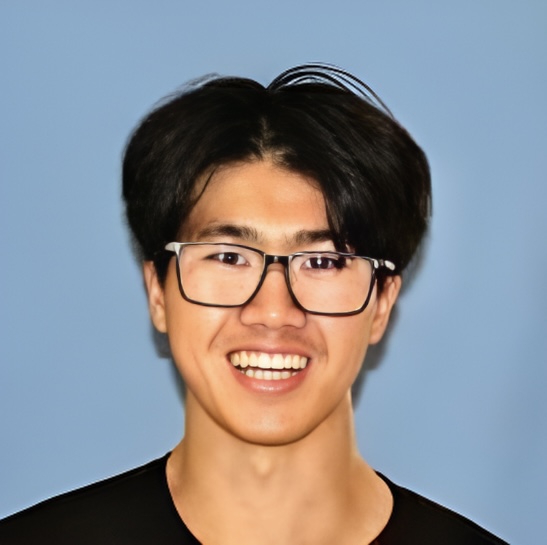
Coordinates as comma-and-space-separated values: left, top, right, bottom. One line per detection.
0, 455, 508, 544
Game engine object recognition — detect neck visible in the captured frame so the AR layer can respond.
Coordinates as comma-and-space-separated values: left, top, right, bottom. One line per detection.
166, 392, 392, 545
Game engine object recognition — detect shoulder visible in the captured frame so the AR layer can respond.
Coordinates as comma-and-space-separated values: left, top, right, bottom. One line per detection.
0, 454, 191, 544
375, 473, 509, 545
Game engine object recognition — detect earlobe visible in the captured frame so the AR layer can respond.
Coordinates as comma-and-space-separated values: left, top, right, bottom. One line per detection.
143, 262, 167, 333
369, 276, 402, 345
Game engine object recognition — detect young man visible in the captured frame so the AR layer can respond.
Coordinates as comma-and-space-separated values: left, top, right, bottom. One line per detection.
0, 65, 507, 544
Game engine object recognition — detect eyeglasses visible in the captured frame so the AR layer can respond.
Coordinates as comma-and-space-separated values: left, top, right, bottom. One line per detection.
164, 242, 395, 316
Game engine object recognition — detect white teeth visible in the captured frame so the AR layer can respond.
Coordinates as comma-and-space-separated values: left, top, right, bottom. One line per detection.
229, 351, 309, 380
243, 368, 299, 380
258, 353, 271, 369
272, 354, 284, 369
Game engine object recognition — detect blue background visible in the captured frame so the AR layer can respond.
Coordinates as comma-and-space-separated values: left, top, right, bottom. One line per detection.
1, 2, 546, 543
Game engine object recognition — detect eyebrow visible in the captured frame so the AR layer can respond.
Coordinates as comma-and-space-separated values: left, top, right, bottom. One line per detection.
291, 228, 334, 246
194, 224, 261, 242
193, 223, 335, 247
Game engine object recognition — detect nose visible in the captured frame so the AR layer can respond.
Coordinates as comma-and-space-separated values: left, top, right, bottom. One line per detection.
239, 263, 306, 329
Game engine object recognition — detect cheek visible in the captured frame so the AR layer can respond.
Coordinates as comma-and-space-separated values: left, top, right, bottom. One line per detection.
322, 313, 373, 373
164, 296, 230, 372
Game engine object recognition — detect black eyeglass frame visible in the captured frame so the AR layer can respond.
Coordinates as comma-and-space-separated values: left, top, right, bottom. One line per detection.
164, 242, 396, 317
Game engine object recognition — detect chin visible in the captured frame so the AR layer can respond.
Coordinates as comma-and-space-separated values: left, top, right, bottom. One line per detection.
230, 429, 313, 448
217, 411, 332, 448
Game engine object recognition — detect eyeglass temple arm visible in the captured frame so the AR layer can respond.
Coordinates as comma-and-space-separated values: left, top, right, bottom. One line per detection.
165, 242, 179, 253
374, 259, 396, 271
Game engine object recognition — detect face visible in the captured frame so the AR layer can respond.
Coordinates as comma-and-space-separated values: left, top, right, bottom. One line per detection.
144, 160, 400, 446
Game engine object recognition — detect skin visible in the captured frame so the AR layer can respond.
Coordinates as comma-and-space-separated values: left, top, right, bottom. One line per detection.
143, 159, 401, 545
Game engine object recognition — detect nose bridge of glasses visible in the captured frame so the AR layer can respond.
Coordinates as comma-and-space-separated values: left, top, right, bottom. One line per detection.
260, 253, 292, 286
264, 253, 290, 268
253, 253, 296, 303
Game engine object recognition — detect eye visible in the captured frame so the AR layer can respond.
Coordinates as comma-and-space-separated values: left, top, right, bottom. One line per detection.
302, 254, 347, 270
208, 252, 248, 266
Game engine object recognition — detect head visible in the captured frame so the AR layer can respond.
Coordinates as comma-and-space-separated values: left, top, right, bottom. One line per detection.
122, 64, 431, 289
122, 65, 431, 443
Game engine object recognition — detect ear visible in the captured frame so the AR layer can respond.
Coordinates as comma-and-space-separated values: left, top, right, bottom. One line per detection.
143, 261, 167, 333
369, 276, 402, 345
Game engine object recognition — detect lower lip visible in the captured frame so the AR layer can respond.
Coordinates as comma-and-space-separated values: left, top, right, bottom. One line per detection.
228, 360, 311, 394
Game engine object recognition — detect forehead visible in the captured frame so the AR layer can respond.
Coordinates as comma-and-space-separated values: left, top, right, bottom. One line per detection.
182, 160, 330, 248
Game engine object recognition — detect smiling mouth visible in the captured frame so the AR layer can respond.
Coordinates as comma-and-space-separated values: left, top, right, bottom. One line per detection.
229, 351, 309, 380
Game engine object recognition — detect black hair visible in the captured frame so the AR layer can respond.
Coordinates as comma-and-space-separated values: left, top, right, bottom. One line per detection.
122, 64, 431, 284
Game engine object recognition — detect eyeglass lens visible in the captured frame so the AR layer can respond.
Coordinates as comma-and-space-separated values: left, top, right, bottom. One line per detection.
177, 244, 373, 314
